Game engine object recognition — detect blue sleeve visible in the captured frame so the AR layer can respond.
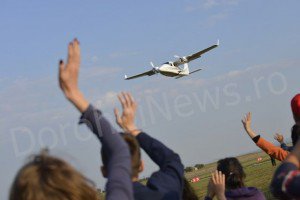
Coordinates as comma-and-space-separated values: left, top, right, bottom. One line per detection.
271, 162, 300, 199
79, 105, 133, 200
281, 143, 293, 152
136, 132, 184, 198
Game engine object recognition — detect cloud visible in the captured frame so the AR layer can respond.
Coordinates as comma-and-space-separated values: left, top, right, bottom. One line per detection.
108, 51, 139, 59
180, 59, 300, 87
94, 91, 118, 109
203, 11, 228, 27
185, 0, 240, 12
80, 66, 122, 80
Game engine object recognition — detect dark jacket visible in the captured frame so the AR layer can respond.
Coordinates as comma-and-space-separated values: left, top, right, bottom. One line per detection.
205, 187, 265, 200
79, 105, 133, 200
225, 187, 266, 200
133, 132, 184, 200
271, 162, 300, 199
280, 142, 293, 152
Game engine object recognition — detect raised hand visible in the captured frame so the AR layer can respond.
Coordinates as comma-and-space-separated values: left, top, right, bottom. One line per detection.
241, 112, 252, 131
206, 179, 216, 199
114, 92, 140, 136
274, 133, 284, 144
211, 171, 226, 200
58, 39, 88, 113
241, 112, 257, 139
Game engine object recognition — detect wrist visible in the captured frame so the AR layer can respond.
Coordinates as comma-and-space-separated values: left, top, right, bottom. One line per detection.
66, 89, 82, 101
216, 194, 226, 200
67, 90, 89, 113
125, 126, 141, 136
206, 192, 215, 199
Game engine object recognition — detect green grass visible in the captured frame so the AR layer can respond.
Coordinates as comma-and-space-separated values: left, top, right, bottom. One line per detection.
185, 151, 279, 199
100, 151, 280, 199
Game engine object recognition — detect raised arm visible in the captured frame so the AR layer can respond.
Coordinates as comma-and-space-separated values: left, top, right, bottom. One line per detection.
115, 93, 184, 197
241, 112, 288, 161
58, 39, 133, 200
241, 112, 258, 139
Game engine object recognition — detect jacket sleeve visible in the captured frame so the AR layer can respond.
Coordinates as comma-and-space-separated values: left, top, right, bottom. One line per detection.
252, 135, 289, 161
271, 163, 300, 199
281, 143, 293, 152
136, 132, 184, 197
79, 105, 133, 200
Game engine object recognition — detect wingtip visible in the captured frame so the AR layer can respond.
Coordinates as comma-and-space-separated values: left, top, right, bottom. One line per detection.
124, 75, 128, 80
217, 39, 220, 46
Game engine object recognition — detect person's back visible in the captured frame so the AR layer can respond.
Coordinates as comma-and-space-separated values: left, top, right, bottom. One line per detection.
9, 149, 98, 200
225, 187, 264, 200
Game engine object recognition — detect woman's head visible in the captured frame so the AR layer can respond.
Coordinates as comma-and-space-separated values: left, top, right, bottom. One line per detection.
217, 157, 246, 190
10, 149, 98, 200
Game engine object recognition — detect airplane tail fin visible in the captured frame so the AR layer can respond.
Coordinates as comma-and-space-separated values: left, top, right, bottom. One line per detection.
183, 63, 189, 74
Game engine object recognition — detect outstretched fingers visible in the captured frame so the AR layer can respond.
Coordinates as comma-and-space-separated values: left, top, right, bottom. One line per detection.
67, 38, 80, 67
118, 93, 129, 109
114, 108, 121, 124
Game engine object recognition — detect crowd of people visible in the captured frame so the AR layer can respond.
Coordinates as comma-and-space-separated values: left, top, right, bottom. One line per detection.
8, 39, 300, 200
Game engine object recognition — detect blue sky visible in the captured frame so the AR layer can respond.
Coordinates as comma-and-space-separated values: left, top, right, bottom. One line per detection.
1, 0, 300, 199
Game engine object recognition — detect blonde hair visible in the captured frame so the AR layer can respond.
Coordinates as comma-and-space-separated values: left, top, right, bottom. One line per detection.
9, 149, 98, 200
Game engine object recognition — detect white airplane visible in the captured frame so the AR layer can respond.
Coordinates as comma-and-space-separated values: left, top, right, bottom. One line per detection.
125, 40, 219, 80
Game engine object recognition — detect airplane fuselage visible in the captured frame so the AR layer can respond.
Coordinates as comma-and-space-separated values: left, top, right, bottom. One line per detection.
158, 63, 189, 77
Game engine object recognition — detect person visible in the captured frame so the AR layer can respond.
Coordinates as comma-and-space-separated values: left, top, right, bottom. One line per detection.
270, 125, 300, 199
9, 149, 99, 200
58, 39, 133, 200
112, 92, 184, 199
205, 171, 226, 200
274, 133, 293, 152
205, 157, 265, 200
291, 94, 300, 123
270, 156, 276, 167
242, 112, 288, 161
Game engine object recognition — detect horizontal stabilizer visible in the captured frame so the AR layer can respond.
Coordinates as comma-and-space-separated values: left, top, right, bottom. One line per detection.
189, 68, 202, 75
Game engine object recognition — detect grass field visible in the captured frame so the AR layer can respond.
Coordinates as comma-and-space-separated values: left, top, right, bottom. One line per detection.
99, 151, 280, 199
185, 151, 278, 199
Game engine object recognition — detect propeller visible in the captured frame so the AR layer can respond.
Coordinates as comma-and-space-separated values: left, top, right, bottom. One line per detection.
150, 62, 159, 73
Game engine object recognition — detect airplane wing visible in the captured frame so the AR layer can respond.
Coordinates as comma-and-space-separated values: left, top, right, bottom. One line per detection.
186, 40, 219, 62
173, 40, 219, 66
125, 70, 156, 80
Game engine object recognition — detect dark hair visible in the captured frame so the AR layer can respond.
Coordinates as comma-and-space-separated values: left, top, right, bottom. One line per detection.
217, 157, 246, 189
291, 124, 300, 146
101, 133, 141, 178
182, 178, 198, 200
10, 149, 98, 200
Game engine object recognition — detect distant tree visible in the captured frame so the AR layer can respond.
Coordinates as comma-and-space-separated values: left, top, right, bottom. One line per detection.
194, 164, 204, 169
184, 166, 194, 173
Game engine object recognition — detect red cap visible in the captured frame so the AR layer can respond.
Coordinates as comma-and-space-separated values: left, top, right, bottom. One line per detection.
291, 94, 300, 118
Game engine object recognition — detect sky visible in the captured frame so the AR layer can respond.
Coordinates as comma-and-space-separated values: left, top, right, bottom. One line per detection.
0, 0, 300, 199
